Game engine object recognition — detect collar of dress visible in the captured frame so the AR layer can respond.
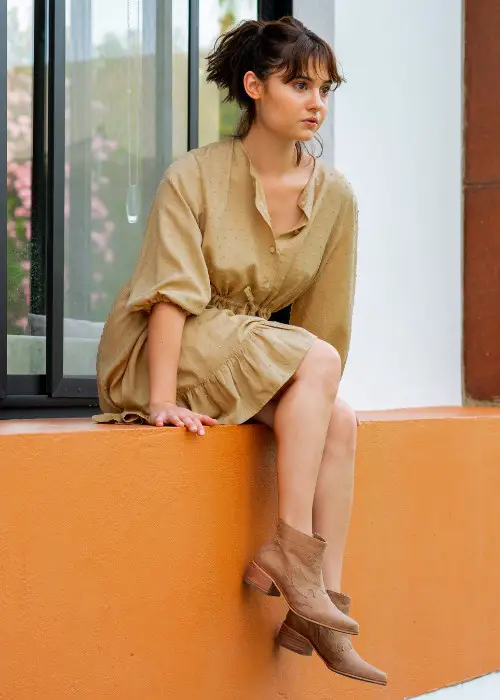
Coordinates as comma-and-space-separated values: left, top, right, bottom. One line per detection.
234, 137, 317, 234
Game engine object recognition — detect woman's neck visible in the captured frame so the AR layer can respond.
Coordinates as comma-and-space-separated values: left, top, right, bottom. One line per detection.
240, 124, 297, 177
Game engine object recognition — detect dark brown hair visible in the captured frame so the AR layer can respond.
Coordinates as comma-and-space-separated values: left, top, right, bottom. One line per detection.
206, 16, 345, 162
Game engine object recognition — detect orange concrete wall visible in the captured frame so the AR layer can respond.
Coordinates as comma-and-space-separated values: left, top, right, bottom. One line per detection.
0, 409, 500, 699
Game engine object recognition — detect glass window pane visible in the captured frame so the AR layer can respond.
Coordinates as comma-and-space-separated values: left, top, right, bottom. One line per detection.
199, 0, 258, 147
6, 0, 44, 374
63, 0, 187, 376
173, 0, 188, 161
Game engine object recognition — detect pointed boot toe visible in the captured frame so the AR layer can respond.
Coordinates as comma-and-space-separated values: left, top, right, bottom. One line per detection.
354, 658, 387, 686
277, 590, 387, 686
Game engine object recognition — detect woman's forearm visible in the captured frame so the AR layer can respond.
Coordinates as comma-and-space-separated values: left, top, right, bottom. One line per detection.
147, 301, 187, 406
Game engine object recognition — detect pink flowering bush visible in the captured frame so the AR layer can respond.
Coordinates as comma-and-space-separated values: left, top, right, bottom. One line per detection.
7, 66, 119, 333
6, 68, 32, 333
7, 5, 180, 339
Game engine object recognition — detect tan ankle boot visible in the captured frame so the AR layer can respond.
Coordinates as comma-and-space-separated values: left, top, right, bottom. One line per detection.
276, 590, 387, 685
243, 520, 359, 635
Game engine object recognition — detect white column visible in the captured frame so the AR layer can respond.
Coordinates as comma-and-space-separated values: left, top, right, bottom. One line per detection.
294, 0, 463, 410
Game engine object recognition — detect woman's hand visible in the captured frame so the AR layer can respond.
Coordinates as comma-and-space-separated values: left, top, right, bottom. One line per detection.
149, 401, 218, 435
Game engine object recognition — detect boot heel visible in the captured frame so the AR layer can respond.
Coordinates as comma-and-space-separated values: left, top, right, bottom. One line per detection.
243, 561, 280, 596
277, 623, 313, 656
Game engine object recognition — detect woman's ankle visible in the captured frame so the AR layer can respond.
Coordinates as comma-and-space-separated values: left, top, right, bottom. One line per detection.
278, 511, 313, 536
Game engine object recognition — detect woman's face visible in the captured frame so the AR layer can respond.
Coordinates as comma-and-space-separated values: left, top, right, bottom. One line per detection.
246, 58, 333, 142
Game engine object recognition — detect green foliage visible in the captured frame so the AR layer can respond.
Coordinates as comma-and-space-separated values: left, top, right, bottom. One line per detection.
219, 95, 241, 139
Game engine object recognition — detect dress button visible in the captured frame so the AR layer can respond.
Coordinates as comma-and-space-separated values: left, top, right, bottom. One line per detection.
269, 246, 276, 254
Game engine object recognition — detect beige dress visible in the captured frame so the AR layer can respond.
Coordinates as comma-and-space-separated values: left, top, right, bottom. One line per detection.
94, 137, 358, 425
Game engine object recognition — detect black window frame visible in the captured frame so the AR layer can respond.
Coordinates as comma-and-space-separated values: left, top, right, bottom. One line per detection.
1, 0, 293, 419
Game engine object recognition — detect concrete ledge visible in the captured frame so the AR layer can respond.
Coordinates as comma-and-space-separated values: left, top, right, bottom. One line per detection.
1, 409, 500, 699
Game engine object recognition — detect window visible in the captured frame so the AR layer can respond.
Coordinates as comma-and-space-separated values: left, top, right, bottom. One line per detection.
5, 0, 39, 373
1, 0, 292, 416
199, 0, 258, 147
61, 0, 190, 379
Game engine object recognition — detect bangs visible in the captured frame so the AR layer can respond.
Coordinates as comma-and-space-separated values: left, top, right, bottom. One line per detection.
273, 35, 344, 90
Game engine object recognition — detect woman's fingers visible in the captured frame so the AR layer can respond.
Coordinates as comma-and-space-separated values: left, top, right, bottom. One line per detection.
188, 416, 205, 435
192, 417, 205, 435
167, 414, 184, 428
152, 409, 216, 433
199, 414, 218, 425
181, 416, 199, 433
153, 411, 167, 427
154, 412, 169, 427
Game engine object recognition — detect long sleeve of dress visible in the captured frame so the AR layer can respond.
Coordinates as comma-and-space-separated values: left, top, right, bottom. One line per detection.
127, 153, 211, 316
289, 187, 358, 373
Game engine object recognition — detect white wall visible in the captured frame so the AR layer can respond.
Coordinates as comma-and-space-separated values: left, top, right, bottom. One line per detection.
294, 0, 463, 410
409, 673, 500, 699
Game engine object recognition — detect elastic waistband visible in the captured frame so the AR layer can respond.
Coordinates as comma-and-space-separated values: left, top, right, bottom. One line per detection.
207, 286, 273, 320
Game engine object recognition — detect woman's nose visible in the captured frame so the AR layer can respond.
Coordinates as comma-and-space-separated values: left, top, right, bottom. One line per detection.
307, 90, 323, 110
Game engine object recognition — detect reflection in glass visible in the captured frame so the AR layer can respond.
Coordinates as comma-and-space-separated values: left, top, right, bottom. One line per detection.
199, 0, 258, 147
125, 0, 140, 224
173, 0, 189, 161
63, 0, 187, 375
6, 0, 44, 374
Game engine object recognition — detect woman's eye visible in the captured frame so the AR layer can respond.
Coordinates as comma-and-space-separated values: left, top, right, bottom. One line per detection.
294, 82, 307, 90
321, 87, 331, 95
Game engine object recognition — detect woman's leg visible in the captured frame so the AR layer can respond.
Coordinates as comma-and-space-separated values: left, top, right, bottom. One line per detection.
268, 399, 386, 684
254, 394, 357, 593
312, 398, 357, 592
266, 339, 342, 536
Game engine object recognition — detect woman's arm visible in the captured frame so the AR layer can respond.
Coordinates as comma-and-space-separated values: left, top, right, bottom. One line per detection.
147, 302, 218, 433
147, 301, 186, 407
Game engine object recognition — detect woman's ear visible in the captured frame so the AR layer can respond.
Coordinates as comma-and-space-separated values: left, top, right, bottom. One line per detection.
243, 71, 263, 101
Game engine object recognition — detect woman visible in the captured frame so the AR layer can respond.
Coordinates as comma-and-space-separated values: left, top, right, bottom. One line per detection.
95, 17, 386, 685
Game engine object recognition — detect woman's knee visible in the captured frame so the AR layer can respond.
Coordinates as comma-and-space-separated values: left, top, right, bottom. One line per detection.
295, 339, 342, 394
327, 397, 358, 451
